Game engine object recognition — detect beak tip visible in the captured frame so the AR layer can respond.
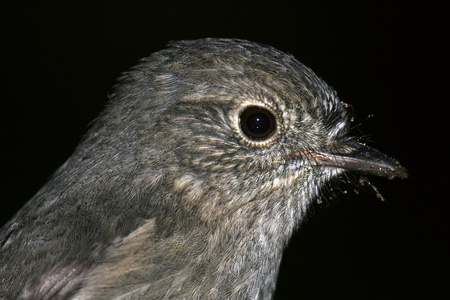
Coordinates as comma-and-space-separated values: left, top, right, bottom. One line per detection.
389, 162, 409, 180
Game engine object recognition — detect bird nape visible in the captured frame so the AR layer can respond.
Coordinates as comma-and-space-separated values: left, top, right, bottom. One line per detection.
0, 38, 407, 299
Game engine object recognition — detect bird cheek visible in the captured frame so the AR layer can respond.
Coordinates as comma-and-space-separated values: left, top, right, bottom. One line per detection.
172, 174, 205, 201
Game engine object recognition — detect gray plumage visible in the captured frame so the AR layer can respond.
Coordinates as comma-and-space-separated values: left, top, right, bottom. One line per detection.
0, 38, 407, 299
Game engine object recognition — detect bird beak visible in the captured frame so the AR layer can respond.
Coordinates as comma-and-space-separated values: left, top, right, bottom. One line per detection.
311, 142, 408, 179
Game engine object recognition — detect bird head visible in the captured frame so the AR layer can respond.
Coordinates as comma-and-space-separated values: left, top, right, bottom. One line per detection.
85, 38, 408, 237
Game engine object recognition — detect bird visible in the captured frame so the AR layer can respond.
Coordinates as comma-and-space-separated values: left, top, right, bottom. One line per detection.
0, 38, 408, 299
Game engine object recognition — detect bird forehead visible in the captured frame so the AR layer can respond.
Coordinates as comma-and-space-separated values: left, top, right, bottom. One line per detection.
180, 62, 340, 119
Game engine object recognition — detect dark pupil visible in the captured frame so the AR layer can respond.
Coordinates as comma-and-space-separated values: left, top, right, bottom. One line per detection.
240, 106, 276, 140
247, 113, 270, 134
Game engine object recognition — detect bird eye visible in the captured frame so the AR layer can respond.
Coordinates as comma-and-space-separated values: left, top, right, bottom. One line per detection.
239, 106, 277, 140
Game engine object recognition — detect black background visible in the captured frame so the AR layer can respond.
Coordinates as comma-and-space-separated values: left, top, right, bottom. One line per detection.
1, 1, 447, 299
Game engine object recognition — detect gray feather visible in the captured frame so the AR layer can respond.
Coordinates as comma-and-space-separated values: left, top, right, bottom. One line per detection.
0, 38, 407, 299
